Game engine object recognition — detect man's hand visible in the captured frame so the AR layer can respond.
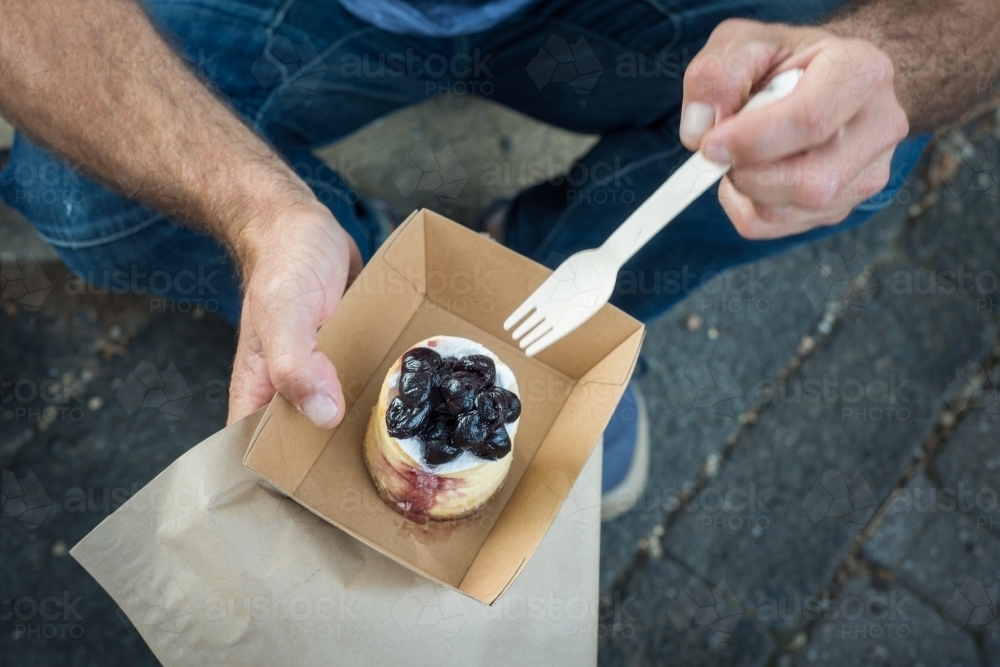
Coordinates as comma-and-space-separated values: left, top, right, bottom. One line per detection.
679, 19, 910, 239
227, 202, 362, 428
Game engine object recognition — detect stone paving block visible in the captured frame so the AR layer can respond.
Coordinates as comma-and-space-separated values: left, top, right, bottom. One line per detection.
599, 555, 774, 667
661, 259, 997, 628
864, 482, 1000, 614
785, 577, 980, 667
861, 471, 938, 567
933, 407, 1000, 537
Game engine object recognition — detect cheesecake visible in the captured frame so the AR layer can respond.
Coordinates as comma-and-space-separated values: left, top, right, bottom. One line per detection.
363, 336, 521, 522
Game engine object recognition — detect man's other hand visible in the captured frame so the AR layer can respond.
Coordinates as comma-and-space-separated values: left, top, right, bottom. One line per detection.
680, 19, 910, 239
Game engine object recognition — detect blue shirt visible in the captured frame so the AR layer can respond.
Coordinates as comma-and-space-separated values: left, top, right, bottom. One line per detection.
338, 0, 536, 37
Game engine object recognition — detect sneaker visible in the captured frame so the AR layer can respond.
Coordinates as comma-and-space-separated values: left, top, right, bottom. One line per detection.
601, 382, 649, 521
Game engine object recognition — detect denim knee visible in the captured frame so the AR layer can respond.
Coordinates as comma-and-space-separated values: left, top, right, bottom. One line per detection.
0, 135, 242, 324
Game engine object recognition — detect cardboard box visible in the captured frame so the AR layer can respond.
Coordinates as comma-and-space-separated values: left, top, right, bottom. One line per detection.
243, 209, 643, 605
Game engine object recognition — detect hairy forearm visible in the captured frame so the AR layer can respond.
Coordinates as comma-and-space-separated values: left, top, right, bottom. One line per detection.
823, 0, 1000, 134
0, 0, 312, 268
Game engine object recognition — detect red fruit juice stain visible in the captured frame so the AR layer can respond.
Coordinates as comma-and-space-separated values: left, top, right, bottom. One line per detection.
393, 464, 458, 524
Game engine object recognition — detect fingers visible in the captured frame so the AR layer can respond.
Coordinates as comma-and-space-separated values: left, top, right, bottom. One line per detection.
680, 19, 802, 150
719, 176, 849, 239
727, 97, 907, 208
227, 314, 274, 426
703, 38, 897, 165
719, 147, 896, 240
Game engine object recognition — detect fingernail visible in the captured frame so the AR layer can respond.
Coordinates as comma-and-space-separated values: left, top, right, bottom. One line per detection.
680, 102, 715, 144
301, 393, 339, 427
705, 142, 732, 166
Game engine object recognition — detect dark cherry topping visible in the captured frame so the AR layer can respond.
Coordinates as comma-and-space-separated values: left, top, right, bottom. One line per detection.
438, 356, 458, 374
386, 397, 431, 438
475, 387, 508, 427
499, 388, 521, 423
451, 412, 490, 449
454, 354, 496, 385
401, 347, 442, 374
399, 371, 433, 405
387, 344, 522, 466
440, 371, 485, 415
423, 438, 463, 466
470, 425, 512, 461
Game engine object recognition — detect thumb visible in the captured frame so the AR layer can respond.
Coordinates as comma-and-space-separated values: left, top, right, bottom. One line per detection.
680, 19, 791, 151
256, 288, 347, 429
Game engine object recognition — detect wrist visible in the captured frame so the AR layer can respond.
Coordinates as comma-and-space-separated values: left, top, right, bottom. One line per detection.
819, 17, 919, 131
220, 167, 323, 276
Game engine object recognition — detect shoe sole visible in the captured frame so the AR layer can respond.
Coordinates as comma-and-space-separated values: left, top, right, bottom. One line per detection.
600, 384, 650, 522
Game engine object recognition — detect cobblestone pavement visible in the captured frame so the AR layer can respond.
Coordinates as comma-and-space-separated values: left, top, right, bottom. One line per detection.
1, 99, 997, 666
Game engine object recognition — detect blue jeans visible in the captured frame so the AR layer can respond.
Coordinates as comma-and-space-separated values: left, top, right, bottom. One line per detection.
0, 0, 930, 326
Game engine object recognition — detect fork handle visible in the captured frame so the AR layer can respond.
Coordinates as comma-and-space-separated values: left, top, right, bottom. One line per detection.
599, 68, 804, 266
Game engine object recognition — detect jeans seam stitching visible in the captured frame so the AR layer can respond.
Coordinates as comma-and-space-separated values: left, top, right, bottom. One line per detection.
36, 213, 167, 250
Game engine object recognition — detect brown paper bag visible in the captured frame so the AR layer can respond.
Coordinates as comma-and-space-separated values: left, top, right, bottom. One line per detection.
71, 410, 602, 667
